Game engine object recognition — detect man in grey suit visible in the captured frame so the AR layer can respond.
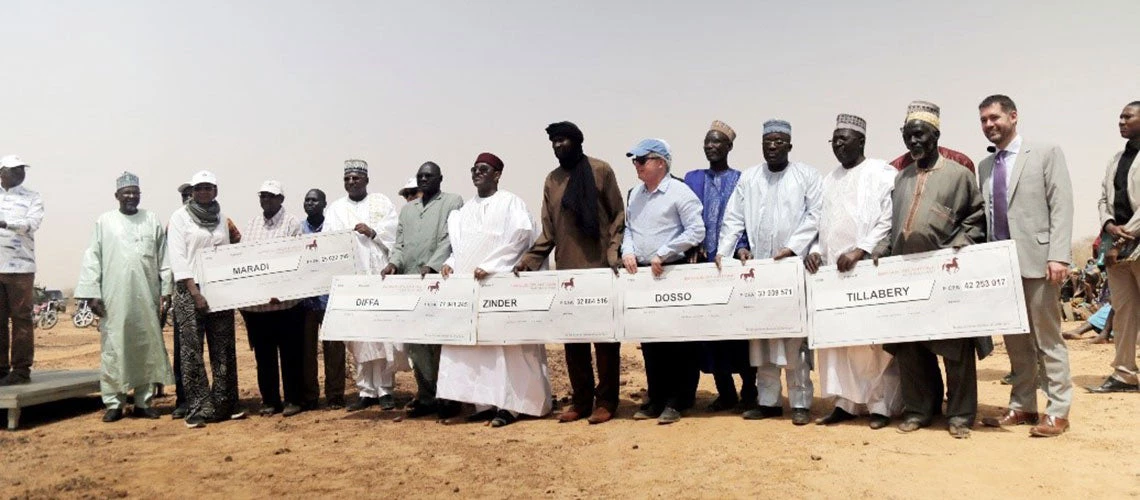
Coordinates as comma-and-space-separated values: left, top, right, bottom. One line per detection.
1088, 101, 1140, 395
976, 94, 1073, 438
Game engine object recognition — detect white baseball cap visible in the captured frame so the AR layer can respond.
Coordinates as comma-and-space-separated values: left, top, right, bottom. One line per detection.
402, 177, 417, 190
0, 155, 29, 168
190, 170, 217, 186
258, 180, 283, 196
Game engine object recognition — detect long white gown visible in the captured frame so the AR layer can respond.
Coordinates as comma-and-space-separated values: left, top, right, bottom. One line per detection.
435, 191, 553, 417
812, 159, 902, 416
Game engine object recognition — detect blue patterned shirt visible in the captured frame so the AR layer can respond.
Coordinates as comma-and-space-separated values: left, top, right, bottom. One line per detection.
683, 167, 744, 260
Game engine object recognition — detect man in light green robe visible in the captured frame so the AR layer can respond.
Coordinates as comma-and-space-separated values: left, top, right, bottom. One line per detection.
75, 172, 175, 423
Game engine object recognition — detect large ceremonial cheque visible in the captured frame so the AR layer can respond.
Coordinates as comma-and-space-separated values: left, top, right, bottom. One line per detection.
806, 240, 1030, 349
475, 268, 617, 345
196, 230, 360, 311
619, 259, 807, 342
321, 274, 478, 344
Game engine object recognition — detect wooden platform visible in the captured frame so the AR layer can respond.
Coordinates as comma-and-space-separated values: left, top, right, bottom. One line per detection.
0, 369, 100, 430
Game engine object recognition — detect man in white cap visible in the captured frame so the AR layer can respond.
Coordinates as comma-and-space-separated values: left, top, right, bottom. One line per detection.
76, 172, 175, 421
622, 138, 705, 425
0, 155, 43, 386
717, 119, 822, 425
398, 177, 421, 203
326, 159, 409, 412
167, 170, 245, 428
805, 114, 901, 429
239, 181, 307, 417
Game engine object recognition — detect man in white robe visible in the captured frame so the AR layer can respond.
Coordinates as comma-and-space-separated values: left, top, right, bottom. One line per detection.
437, 152, 552, 427
717, 119, 822, 425
75, 172, 175, 422
804, 114, 901, 429
325, 159, 409, 411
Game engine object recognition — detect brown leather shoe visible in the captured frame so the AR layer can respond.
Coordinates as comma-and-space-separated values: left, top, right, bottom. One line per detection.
586, 407, 613, 425
1029, 415, 1069, 437
558, 406, 586, 423
981, 409, 1039, 427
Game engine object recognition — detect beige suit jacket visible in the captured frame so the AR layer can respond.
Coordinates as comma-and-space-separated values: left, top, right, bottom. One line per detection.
978, 139, 1074, 279
1098, 148, 1140, 261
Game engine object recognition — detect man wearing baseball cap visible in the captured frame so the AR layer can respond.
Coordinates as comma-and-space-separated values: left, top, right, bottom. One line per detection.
0, 155, 43, 386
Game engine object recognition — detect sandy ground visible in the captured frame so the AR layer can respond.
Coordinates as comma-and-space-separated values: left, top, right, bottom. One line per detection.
1, 318, 1139, 499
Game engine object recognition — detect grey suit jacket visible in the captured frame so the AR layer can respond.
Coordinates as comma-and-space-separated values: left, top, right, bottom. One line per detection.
978, 139, 1074, 279
1097, 148, 1140, 261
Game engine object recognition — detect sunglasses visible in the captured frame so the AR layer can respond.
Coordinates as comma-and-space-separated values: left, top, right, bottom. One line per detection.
632, 156, 659, 166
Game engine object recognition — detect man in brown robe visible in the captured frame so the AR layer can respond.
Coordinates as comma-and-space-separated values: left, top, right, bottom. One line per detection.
514, 121, 625, 424
875, 101, 990, 439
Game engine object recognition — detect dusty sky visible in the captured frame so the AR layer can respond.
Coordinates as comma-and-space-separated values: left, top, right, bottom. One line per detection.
2, 0, 1136, 289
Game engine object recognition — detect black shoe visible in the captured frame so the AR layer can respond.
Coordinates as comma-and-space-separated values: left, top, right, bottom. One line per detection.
378, 394, 397, 411
706, 396, 739, 412
438, 400, 462, 419
1086, 377, 1140, 393
347, 396, 379, 412
282, 404, 304, 417
185, 415, 207, 429
742, 405, 783, 420
171, 406, 189, 420
131, 407, 161, 419
815, 407, 856, 425
259, 405, 283, 417
405, 400, 438, 418
791, 408, 811, 426
633, 403, 662, 420
326, 397, 345, 410
0, 372, 30, 386
102, 408, 124, 423
868, 413, 891, 430
466, 408, 497, 422
490, 409, 518, 428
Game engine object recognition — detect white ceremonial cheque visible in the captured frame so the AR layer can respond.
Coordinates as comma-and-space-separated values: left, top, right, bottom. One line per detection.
475, 268, 617, 344
320, 274, 478, 345
806, 240, 1030, 349
619, 259, 807, 342
196, 230, 359, 311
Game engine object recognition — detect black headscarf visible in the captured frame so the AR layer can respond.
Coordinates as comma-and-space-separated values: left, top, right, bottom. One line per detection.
546, 122, 600, 238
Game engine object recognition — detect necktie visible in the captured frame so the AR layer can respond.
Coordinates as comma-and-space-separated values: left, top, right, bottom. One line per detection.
992, 150, 1010, 240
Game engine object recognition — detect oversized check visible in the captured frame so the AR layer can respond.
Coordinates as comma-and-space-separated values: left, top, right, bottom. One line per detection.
618, 259, 807, 342
320, 274, 477, 345
806, 240, 1030, 349
197, 230, 360, 311
475, 269, 617, 344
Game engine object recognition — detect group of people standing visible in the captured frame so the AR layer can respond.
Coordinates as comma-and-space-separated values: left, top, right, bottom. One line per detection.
3, 97, 1138, 440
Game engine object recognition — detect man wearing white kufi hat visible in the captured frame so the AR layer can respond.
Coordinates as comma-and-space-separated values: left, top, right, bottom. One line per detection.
76, 172, 175, 422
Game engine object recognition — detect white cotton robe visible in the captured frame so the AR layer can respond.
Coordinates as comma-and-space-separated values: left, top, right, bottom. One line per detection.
812, 159, 902, 416
435, 191, 553, 417
75, 209, 175, 395
717, 162, 822, 368
325, 194, 410, 371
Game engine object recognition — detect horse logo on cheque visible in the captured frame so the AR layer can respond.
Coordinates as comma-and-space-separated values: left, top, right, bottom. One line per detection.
942, 257, 960, 274
427, 281, 441, 293
740, 268, 755, 281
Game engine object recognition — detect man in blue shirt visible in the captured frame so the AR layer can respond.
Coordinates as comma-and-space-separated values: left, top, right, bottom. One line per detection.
621, 138, 705, 424
683, 121, 758, 413
298, 189, 346, 409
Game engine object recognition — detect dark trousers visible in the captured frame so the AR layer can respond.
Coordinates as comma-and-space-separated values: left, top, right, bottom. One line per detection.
565, 342, 621, 412
172, 314, 185, 408
706, 340, 757, 403
0, 273, 35, 376
301, 308, 345, 405
407, 343, 441, 404
642, 341, 700, 411
240, 306, 306, 408
175, 283, 239, 419
894, 339, 977, 426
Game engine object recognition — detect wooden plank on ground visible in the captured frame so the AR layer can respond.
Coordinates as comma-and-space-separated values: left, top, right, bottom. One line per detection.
0, 369, 100, 430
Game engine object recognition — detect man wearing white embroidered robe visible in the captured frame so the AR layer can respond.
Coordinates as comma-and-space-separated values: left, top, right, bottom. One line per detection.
717, 119, 822, 425
325, 159, 409, 412
805, 114, 901, 430
436, 152, 552, 427
621, 139, 705, 425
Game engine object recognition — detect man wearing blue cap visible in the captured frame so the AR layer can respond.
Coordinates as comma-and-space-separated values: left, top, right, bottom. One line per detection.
717, 119, 822, 425
621, 138, 705, 424
76, 172, 175, 422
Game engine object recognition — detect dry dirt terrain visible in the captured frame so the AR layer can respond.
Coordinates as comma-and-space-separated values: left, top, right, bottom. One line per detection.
1, 319, 1138, 499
